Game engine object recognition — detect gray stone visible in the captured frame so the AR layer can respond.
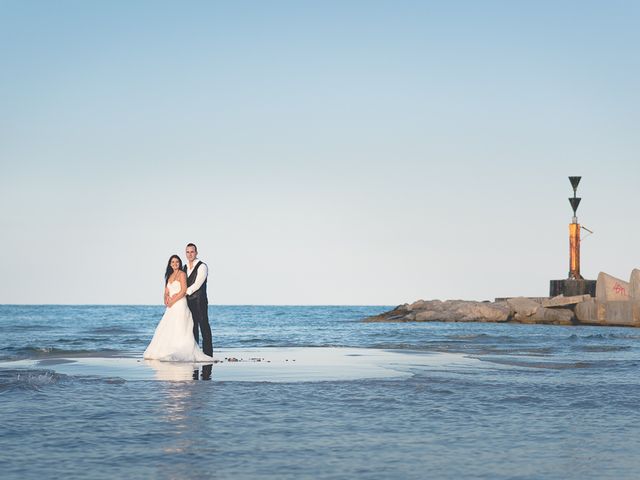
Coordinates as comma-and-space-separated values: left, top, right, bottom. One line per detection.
362, 299, 510, 323
363, 294, 640, 328
506, 297, 542, 317
527, 307, 574, 325
541, 294, 591, 308
414, 310, 438, 321
406, 299, 429, 311
452, 301, 511, 322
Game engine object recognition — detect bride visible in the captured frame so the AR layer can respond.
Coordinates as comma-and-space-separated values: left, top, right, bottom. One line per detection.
144, 255, 214, 362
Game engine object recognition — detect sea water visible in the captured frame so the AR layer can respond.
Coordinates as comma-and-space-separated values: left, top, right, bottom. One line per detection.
1, 305, 640, 479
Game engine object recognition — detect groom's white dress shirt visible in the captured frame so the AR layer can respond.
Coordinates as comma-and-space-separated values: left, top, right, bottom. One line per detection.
186, 258, 208, 296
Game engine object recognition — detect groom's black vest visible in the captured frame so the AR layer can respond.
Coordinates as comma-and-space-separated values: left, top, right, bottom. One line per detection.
184, 261, 208, 303
183, 260, 212, 355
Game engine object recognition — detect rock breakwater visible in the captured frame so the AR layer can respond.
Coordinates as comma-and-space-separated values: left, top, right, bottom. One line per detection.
363, 296, 582, 325
364, 269, 640, 327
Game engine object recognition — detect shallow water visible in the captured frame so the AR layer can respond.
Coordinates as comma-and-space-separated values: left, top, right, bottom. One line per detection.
1, 305, 640, 479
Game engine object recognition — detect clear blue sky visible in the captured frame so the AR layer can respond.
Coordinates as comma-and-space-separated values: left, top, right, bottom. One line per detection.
1, 0, 638, 304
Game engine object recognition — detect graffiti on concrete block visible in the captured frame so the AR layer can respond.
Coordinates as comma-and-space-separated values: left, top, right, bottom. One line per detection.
613, 282, 628, 296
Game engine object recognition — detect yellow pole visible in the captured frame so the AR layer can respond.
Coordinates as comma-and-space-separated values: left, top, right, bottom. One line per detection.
569, 222, 582, 279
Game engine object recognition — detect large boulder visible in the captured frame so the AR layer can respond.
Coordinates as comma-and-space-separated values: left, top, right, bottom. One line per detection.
449, 301, 511, 322
596, 272, 630, 301
363, 299, 510, 323
526, 306, 575, 325
406, 299, 430, 311
364, 304, 411, 322
506, 297, 542, 319
506, 297, 575, 325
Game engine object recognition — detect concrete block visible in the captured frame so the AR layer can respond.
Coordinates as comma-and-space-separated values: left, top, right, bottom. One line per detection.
596, 272, 630, 302
549, 279, 596, 297
575, 298, 598, 324
597, 301, 607, 323
633, 301, 640, 325
630, 269, 640, 300
577, 299, 640, 327
528, 307, 574, 325
542, 294, 591, 308
601, 301, 636, 327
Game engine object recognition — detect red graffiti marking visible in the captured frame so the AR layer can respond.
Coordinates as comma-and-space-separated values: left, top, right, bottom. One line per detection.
613, 282, 627, 296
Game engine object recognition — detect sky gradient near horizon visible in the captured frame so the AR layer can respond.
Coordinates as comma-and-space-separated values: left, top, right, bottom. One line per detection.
1, 0, 639, 305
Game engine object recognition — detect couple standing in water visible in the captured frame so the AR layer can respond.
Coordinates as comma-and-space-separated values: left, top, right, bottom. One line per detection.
144, 243, 214, 363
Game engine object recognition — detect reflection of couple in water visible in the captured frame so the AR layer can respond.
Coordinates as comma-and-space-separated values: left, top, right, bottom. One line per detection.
144, 243, 214, 379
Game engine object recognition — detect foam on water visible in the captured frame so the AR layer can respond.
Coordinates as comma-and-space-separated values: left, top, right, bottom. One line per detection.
0, 368, 66, 392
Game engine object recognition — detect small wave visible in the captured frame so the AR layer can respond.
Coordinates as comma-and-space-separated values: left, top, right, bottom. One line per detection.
570, 333, 640, 341
54, 337, 107, 344
499, 395, 544, 404
447, 334, 524, 345
430, 388, 455, 395
449, 333, 491, 340
371, 343, 437, 351
0, 346, 121, 361
584, 333, 606, 340
77, 376, 127, 385
8, 324, 56, 332
478, 357, 593, 370
569, 399, 601, 409
473, 347, 554, 357
0, 369, 66, 392
574, 345, 632, 353
236, 338, 281, 344
90, 327, 138, 334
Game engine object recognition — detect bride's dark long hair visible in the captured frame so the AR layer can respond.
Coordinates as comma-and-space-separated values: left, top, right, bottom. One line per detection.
165, 255, 183, 285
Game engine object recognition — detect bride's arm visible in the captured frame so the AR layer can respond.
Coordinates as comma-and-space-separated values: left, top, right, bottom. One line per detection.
164, 285, 170, 306
167, 272, 188, 307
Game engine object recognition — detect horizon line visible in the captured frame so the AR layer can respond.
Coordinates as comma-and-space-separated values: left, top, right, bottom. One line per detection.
0, 303, 397, 307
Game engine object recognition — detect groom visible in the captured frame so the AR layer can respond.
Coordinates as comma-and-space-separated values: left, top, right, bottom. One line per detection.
184, 243, 213, 357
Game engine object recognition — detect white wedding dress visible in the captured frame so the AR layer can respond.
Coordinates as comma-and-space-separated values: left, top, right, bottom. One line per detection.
143, 280, 214, 362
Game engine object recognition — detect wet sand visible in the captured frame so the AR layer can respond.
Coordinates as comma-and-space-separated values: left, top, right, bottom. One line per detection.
0, 347, 479, 382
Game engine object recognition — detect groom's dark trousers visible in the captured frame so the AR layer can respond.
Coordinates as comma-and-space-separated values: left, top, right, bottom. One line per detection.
184, 262, 213, 357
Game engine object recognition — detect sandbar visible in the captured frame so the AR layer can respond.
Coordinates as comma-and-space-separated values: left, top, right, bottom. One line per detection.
0, 347, 479, 382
